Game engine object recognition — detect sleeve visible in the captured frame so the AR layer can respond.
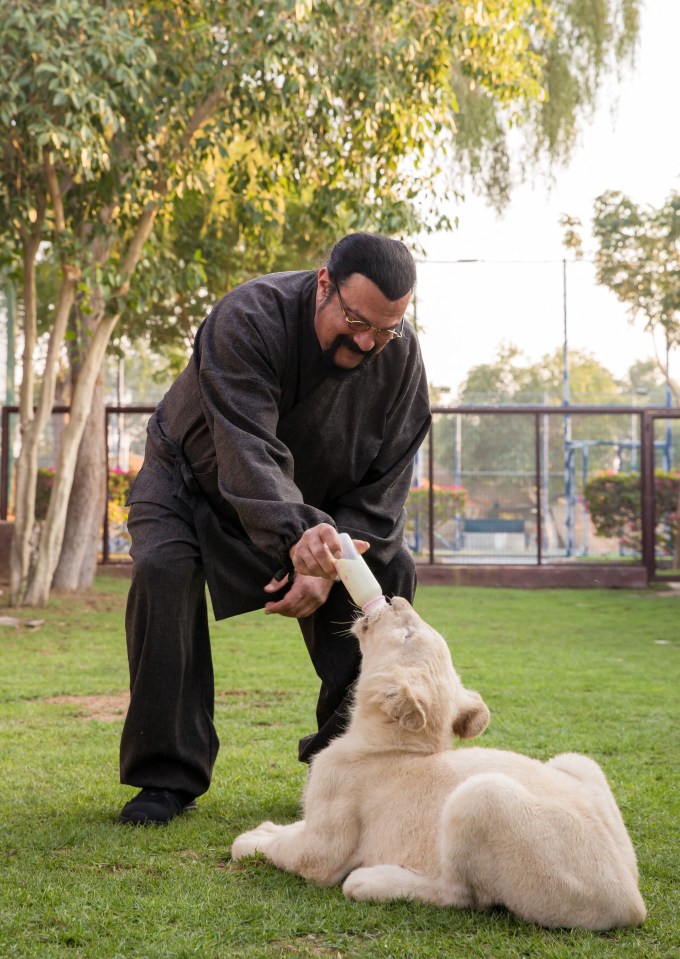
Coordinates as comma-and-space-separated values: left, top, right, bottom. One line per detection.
195, 296, 334, 566
331, 343, 432, 567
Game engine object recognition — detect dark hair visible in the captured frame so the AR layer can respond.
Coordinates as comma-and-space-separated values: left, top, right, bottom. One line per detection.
325, 232, 417, 301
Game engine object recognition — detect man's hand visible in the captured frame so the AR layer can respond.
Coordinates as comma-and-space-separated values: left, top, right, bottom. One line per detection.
288, 522, 369, 579
263, 572, 334, 618
262, 524, 371, 617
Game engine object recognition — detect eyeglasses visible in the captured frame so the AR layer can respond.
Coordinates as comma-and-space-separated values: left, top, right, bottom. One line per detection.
333, 280, 404, 342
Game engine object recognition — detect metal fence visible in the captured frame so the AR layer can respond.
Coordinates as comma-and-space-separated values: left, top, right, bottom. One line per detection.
408, 406, 679, 581
1, 404, 678, 582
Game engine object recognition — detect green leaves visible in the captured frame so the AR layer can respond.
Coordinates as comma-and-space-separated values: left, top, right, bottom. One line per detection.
1, 2, 156, 182
1, 0, 646, 382
592, 190, 680, 347
584, 470, 679, 554
1, 0, 644, 293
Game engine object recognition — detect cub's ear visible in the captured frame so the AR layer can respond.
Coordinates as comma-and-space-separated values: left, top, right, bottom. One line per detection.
379, 679, 427, 732
452, 689, 490, 739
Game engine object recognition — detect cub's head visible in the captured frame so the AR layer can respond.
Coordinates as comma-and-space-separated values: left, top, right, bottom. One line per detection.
350, 597, 489, 749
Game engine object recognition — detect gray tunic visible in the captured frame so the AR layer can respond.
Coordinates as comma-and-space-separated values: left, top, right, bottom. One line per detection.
131, 270, 431, 614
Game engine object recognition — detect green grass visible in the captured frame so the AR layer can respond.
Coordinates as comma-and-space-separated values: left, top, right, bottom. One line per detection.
1, 576, 678, 959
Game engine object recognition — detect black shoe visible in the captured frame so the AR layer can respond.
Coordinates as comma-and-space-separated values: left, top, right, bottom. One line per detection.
119, 788, 197, 825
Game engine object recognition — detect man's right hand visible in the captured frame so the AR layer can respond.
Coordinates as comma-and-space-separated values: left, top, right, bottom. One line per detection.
263, 572, 334, 618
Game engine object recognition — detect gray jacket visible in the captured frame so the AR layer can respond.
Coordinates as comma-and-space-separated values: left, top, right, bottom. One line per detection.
132, 270, 431, 585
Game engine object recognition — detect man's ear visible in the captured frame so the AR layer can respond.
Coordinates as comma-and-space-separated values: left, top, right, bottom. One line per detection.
379, 679, 427, 732
316, 266, 333, 305
452, 689, 490, 739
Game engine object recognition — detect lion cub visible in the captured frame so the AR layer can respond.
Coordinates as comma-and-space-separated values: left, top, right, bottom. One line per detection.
232, 597, 645, 930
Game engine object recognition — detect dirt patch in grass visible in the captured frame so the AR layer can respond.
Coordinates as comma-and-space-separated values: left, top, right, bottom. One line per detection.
270, 935, 344, 958
43, 687, 290, 723
44, 693, 129, 722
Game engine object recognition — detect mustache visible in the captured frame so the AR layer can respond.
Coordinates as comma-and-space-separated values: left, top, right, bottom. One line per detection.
323, 335, 377, 359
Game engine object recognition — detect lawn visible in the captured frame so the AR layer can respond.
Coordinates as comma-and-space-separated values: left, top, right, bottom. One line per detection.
0, 576, 678, 959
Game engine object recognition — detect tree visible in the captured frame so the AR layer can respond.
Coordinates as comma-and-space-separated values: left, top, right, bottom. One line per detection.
1, 0, 641, 606
450, 0, 640, 208
443, 345, 624, 513
590, 189, 680, 396
590, 188, 680, 562
625, 359, 676, 407
458, 343, 621, 406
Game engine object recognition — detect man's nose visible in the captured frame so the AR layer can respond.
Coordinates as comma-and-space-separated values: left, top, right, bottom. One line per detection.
352, 330, 377, 351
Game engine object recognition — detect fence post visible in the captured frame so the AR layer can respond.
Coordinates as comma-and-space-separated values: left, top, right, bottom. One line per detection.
0, 406, 9, 520
102, 406, 110, 564
640, 411, 655, 582
428, 422, 435, 565
535, 413, 542, 566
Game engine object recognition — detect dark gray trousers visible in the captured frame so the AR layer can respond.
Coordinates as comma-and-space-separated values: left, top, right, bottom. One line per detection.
120, 489, 416, 798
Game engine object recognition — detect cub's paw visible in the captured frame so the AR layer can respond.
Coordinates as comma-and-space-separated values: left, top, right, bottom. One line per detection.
231, 821, 282, 860
343, 865, 400, 902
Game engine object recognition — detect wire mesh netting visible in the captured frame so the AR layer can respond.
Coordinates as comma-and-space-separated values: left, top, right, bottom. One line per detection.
1, 406, 678, 571
407, 409, 679, 568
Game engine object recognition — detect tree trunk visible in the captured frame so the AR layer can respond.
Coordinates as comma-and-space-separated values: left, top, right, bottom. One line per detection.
51, 375, 71, 460
15, 197, 159, 607
51, 372, 107, 591
10, 422, 40, 603
10, 270, 78, 605
23, 312, 118, 606
10, 232, 43, 604
675, 483, 680, 571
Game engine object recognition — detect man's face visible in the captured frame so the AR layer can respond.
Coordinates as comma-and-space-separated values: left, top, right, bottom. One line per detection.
314, 267, 412, 369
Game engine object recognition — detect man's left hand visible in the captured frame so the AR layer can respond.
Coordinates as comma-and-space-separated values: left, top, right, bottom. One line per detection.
263, 572, 334, 618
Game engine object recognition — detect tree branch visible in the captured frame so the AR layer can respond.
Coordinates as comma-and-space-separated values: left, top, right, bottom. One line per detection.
43, 149, 66, 233
18, 194, 47, 426
153, 81, 227, 194
114, 83, 226, 296
116, 203, 159, 295
34, 272, 77, 438
181, 84, 226, 152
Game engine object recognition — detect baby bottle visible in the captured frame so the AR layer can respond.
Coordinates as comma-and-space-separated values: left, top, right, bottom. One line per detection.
334, 533, 387, 614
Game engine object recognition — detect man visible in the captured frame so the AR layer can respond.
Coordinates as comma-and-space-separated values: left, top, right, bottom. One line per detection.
119, 232, 431, 824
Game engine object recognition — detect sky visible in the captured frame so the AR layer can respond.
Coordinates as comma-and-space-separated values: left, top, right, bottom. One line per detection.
414, 1, 680, 398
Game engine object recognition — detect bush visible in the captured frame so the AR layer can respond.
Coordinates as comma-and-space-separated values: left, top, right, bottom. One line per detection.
35, 468, 138, 520
107, 468, 138, 507
584, 471, 679, 554
405, 482, 466, 549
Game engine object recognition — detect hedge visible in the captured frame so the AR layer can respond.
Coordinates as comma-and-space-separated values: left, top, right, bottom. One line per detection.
584, 471, 679, 554
405, 482, 466, 540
